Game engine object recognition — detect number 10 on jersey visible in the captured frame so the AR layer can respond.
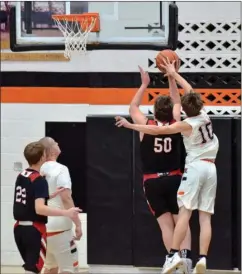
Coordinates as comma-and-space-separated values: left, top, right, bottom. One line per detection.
154, 137, 172, 153
199, 122, 214, 144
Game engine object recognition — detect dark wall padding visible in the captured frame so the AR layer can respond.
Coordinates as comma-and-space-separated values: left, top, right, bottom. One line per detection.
190, 118, 233, 270
84, 116, 237, 269
132, 132, 167, 267
86, 117, 133, 265
45, 122, 86, 211
233, 118, 241, 269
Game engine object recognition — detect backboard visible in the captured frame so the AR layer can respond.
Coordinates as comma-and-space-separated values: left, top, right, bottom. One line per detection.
9, 1, 178, 51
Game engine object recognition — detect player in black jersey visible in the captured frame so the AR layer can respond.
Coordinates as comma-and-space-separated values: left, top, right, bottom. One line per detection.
121, 66, 192, 273
13, 142, 81, 274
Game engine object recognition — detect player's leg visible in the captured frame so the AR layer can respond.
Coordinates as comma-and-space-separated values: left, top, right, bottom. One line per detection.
23, 225, 47, 274
191, 211, 212, 274
44, 265, 58, 273
169, 176, 193, 273
144, 178, 175, 252
43, 247, 58, 274
51, 230, 79, 273
168, 175, 192, 254
171, 165, 200, 250
172, 214, 192, 274
44, 266, 58, 274
173, 215, 191, 254
157, 212, 175, 252
14, 225, 27, 269
193, 162, 217, 274
162, 164, 200, 273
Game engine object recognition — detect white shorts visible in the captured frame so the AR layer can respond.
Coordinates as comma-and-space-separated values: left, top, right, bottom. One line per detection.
44, 229, 78, 273
177, 160, 217, 214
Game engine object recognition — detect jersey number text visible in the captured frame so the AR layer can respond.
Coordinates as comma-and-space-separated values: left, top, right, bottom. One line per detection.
15, 186, 27, 204
198, 122, 214, 144
154, 137, 172, 153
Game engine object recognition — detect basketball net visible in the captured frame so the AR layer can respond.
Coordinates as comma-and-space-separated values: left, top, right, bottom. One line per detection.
52, 15, 97, 59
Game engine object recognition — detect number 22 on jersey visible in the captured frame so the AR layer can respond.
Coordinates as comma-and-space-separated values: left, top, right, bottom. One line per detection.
154, 137, 172, 153
15, 186, 27, 204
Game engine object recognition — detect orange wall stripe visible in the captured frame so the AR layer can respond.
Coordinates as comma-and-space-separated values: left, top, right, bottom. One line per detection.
1, 87, 241, 105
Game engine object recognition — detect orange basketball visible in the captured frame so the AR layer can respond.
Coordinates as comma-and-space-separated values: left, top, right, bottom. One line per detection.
156, 49, 180, 72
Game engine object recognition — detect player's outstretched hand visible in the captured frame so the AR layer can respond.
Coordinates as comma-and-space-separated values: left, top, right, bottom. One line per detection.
73, 225, 83, 241
49, 187, 65, 199
138, 66, 150, 86
65, 207, 82, 219
115, 116, 131, 128
160, 58, 176, 77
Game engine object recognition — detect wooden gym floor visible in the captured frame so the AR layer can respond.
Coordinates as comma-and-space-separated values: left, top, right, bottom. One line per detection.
1, 266, 241, 274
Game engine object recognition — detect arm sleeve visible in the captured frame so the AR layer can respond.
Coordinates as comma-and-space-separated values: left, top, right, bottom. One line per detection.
56, 167, 72, 189
33, 177, 49, 199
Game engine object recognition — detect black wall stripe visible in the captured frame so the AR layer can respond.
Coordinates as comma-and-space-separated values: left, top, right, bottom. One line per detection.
1, 72, 240, 88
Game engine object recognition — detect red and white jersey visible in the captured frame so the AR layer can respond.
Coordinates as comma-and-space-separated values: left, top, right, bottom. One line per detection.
40, 161, 73, 232
182, 109, 219, 164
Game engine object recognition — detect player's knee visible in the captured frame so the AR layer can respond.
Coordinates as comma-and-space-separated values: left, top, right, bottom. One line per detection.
157, 212, 174, 226
179, 206, 192, 218
199, 210, 211, 226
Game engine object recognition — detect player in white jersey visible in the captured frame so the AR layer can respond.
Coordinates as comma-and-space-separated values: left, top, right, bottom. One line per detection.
39, 137, 82, 274
115, 58, 219, 274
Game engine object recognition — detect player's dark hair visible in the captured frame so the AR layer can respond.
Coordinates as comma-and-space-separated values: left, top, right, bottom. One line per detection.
24, 142, 45, 166
154, 95, 173, 122
181, 92, 203, 117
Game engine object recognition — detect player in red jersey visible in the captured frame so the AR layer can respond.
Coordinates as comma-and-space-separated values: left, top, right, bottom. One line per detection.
128, 66, 192, 273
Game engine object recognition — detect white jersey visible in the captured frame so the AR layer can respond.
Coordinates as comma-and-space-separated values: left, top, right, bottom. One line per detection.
40, 161, 73, 232
182, 109, 219, 164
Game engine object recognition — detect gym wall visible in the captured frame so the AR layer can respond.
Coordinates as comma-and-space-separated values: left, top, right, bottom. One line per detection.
1, 1, 241, 271
1, 103, 241, 270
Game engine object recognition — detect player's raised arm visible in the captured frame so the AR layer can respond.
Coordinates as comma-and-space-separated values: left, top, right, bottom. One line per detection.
129, 66, 149, 125
161, 59, 194, 94
168, 75, 181, 122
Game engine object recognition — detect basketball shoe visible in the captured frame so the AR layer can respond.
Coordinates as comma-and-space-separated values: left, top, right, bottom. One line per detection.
193, 257, 206, 274
174, 258, 192, 274
162, 253, 184, 274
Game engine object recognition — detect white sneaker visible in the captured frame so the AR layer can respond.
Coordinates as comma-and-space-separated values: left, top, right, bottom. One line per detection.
162, 253, 183, 274
173, 258, 192, 274
185, 258, 193, 273
193, 257, 206, 274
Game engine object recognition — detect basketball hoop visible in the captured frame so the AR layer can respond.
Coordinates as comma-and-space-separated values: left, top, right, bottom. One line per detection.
52, 13, 100, 59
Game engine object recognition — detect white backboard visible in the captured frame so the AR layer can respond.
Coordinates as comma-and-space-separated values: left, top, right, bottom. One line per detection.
11, 1, 177, 50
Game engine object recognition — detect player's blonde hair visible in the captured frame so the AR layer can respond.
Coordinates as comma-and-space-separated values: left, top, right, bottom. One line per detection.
39, 137, 55, 158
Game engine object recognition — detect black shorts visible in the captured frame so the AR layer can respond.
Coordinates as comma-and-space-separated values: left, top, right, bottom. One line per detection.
143, 175, 182, 218
14, 222, 46, 274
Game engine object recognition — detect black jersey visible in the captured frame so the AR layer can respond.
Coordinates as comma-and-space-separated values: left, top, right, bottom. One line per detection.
140, 119, 182, 174
13, 169, 49, 223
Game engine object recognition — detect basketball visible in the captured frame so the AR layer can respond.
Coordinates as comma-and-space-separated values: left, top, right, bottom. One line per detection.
156, 49, 180, 72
